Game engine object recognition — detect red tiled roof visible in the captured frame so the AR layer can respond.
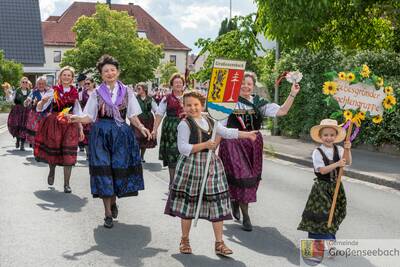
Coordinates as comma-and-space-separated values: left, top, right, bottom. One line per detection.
42, 1, 191, 51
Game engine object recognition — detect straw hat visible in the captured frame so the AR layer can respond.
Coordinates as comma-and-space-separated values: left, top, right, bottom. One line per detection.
310, 119, 346, 144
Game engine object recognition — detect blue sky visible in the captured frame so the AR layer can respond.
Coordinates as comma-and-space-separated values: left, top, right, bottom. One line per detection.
39, 0, 257, 53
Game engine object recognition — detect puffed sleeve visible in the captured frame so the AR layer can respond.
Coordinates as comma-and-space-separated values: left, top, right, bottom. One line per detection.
177, 121, 193, 157
127, 88, 142, 118
216, 121, 238, 139
151, 99, 158, 113
82, 90, 99, 122
72, 99, 83, 115
156, 97, 167, 116
337, 146, 344, 159
260, 103, 281, 117
312, 148, 325, 172
36, 89, 54, 112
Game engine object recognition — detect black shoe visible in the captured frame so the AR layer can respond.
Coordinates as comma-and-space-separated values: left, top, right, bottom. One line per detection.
15, 140, 20, 149
20, 145, 25, 151
111, 203, 118, 219
104, 216, 113, 228
47, 176, 54, 186
242, 216, 253, 232
231, 201, 240, 221
141, 159, 146, 163
64, 185, 72, 193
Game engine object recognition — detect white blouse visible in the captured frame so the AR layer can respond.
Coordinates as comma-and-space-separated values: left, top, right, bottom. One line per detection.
312, 144, 344, 172
235, 96, 281, 117
155, 95, 183, 116
5, 89, 29, 103
177, 116, 239, 156
78, 89, 94, 102
82, 84, 142, 122
36, 88, 82, 115
138, 96, 158, 113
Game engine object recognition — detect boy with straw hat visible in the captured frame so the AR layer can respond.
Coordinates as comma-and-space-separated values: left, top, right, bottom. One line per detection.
298, 119, 352, 240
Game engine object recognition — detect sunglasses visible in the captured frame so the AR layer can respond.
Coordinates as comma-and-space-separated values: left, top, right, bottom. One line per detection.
21, 81, 28, 83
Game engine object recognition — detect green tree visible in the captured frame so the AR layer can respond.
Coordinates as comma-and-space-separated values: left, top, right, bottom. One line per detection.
255, 0, 400, 52
61, 4, 163, 84
158, 62, 179, 86
0, 50, 23, 88
194, 14, 262, 82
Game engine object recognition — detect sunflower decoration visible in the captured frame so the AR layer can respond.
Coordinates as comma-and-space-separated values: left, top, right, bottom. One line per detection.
376, 77, 384, 88
383, 95, 397, 110
372, 115, 383, 124
356, 111, 366, 120
343, 110, 353, 121
338, 72, 346, 80
351, 111, 366, 127
323, 65, 398, 137
346, 72, 355, 82
323, 81, 337, 95
384, 86, 394, 95
360, 64, 371, 78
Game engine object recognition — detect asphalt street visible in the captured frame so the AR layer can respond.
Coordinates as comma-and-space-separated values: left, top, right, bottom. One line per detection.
0, 123, 399, 267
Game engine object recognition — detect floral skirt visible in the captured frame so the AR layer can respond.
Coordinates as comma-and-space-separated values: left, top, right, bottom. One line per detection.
7, 104, 29, 139
159, 116, 180, 167
26, 109, 48, 145
133, 114, 156, 149
164, 152, 232, 222
297, 179, 347, 235
89, 119, 144, 198
34, 113, 79, 166
219, 132, 264, 203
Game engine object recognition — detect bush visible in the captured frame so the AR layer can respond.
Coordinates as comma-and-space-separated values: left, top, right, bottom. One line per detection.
260, 49, 400, 149
0, 100, 12, 113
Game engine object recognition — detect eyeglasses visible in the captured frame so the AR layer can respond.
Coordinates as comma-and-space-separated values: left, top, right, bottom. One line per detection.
21, 81, 28, 83
84, 83, 91, 85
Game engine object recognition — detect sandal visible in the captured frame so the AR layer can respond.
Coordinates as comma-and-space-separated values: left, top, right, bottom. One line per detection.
215, 241, 233, 256
179, 237, 192, 254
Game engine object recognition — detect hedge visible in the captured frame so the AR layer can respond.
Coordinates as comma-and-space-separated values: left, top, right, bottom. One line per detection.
261, 49, 400, 150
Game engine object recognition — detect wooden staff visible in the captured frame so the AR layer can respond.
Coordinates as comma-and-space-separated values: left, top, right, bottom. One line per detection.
327, 121, 353, 228
193, 120, 218, 227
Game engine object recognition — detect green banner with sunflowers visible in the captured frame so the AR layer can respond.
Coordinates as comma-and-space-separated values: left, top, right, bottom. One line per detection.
322, 64, 398, 140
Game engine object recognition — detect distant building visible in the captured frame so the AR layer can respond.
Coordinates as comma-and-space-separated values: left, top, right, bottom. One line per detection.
0, 0, 47, 84
41, 1, 191, 84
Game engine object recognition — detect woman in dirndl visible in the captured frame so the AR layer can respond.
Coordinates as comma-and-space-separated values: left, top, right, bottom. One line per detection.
133, 82, 157, 162
219, 72, 300, 231
34, 66, 84, 194
70, 55, 151, 229
164, 91, 257, 256
78, 77, 96, 159
152, 73, 186, 185
25, 76, 49, 146
6, 77, 31, 151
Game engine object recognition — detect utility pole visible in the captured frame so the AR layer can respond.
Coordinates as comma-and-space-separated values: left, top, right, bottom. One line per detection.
229, 0, 232, 20
273, 40, 280, 136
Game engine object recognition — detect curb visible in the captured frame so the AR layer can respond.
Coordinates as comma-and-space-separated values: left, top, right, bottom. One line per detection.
264, 148, 400, 190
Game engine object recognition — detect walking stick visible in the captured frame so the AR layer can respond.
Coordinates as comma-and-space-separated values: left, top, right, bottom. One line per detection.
193, 120, 218, 227
327, 121, 353, 228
